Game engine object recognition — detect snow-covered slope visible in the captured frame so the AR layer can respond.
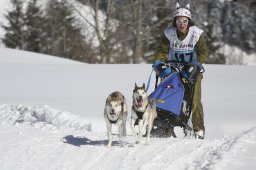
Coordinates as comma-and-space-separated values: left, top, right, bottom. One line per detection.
0, 48, 256, 170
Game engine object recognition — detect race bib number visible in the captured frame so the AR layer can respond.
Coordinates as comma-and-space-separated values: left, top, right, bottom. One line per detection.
174, 52, 193, 63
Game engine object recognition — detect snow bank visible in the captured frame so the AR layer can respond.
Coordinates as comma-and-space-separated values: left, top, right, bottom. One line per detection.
0, 104, 92, 131
219, 44, 256, 65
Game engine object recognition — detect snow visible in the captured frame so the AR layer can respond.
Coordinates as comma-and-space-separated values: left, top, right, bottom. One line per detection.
0, 104, 91, 131
0, 47, 256, 170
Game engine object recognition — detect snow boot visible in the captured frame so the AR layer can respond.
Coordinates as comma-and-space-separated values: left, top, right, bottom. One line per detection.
194, 130, 204, 139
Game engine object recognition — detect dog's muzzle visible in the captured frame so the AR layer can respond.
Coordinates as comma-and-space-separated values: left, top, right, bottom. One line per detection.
110, 109, 116, 115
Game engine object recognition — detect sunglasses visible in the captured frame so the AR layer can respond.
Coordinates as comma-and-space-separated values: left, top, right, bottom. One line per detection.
176, 19, 189, 25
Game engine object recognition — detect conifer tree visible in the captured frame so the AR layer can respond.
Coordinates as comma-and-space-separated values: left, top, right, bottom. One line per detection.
25, 0, 45, 52
1, 0, 25, 49
44, 0, 86, 60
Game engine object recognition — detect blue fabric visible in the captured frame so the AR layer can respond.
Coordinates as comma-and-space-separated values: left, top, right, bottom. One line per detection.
149, 72, 184, 116
152, 60, 163, 69
152, 60, 172, 78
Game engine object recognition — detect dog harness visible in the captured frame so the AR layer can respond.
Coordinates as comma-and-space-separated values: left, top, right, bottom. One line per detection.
133, 104, 148, 125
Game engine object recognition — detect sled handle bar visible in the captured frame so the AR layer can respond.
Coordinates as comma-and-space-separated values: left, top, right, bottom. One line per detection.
165, 60, 205, 73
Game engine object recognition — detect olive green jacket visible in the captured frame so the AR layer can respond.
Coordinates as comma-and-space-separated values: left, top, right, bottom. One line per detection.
155, 27, 208, 64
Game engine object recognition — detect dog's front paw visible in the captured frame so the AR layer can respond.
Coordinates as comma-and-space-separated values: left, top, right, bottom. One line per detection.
106, 145, 111, 148
144, 141, 150, 145
118, 139, 124, 147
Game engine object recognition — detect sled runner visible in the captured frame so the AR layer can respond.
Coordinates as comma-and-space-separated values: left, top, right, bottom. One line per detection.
149, 60, 204, 137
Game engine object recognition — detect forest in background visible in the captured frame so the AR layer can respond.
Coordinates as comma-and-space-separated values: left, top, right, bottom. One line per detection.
1, 0, 256, 64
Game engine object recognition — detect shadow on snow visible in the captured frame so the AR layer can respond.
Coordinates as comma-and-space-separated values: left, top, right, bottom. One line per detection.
62, 135, 120, 147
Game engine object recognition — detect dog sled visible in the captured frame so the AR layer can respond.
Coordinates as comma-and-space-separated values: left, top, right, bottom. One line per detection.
149, 60, 204, 137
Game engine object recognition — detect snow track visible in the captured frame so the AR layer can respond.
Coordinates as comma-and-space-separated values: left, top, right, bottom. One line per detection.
0, 104, 255, 170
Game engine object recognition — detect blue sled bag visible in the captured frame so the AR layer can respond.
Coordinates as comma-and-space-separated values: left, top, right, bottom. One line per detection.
149, 72, 184, 116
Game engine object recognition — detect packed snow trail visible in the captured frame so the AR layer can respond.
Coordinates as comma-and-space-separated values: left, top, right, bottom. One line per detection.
0, 104, 255, 170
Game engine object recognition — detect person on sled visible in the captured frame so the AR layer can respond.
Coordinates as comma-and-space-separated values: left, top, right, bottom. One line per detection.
154, 3, 208, 139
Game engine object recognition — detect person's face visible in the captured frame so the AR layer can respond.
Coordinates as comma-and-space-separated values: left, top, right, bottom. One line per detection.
176, 16, 189, 33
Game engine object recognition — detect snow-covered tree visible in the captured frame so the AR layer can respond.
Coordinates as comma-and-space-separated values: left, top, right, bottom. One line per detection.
204, 1, 225, 64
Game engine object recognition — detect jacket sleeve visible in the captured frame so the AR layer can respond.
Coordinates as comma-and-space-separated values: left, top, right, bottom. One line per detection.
195, 34, 208, 64
154, 32, 169, 62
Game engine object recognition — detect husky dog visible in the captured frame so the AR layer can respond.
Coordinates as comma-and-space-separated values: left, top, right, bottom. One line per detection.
104, 91, 128, 147
131, 83, 157, 144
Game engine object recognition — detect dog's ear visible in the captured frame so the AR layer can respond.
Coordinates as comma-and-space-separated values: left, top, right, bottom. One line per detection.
120, 101, 124, 113
135, 83, 138, 88
142, 83, 145, 90
106, 97, 109, 104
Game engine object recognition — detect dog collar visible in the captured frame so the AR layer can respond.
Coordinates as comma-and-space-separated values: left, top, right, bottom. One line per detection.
109, 118, 119, 124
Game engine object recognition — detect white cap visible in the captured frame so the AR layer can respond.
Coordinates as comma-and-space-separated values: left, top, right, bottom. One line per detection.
174, 3, 191, 19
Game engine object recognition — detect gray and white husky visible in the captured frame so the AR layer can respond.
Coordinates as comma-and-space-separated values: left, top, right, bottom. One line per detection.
104, 91, 127, 147
131, 83, 157, 144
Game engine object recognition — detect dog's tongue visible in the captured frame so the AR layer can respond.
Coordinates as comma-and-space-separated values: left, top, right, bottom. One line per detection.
137, 99, 143, 107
